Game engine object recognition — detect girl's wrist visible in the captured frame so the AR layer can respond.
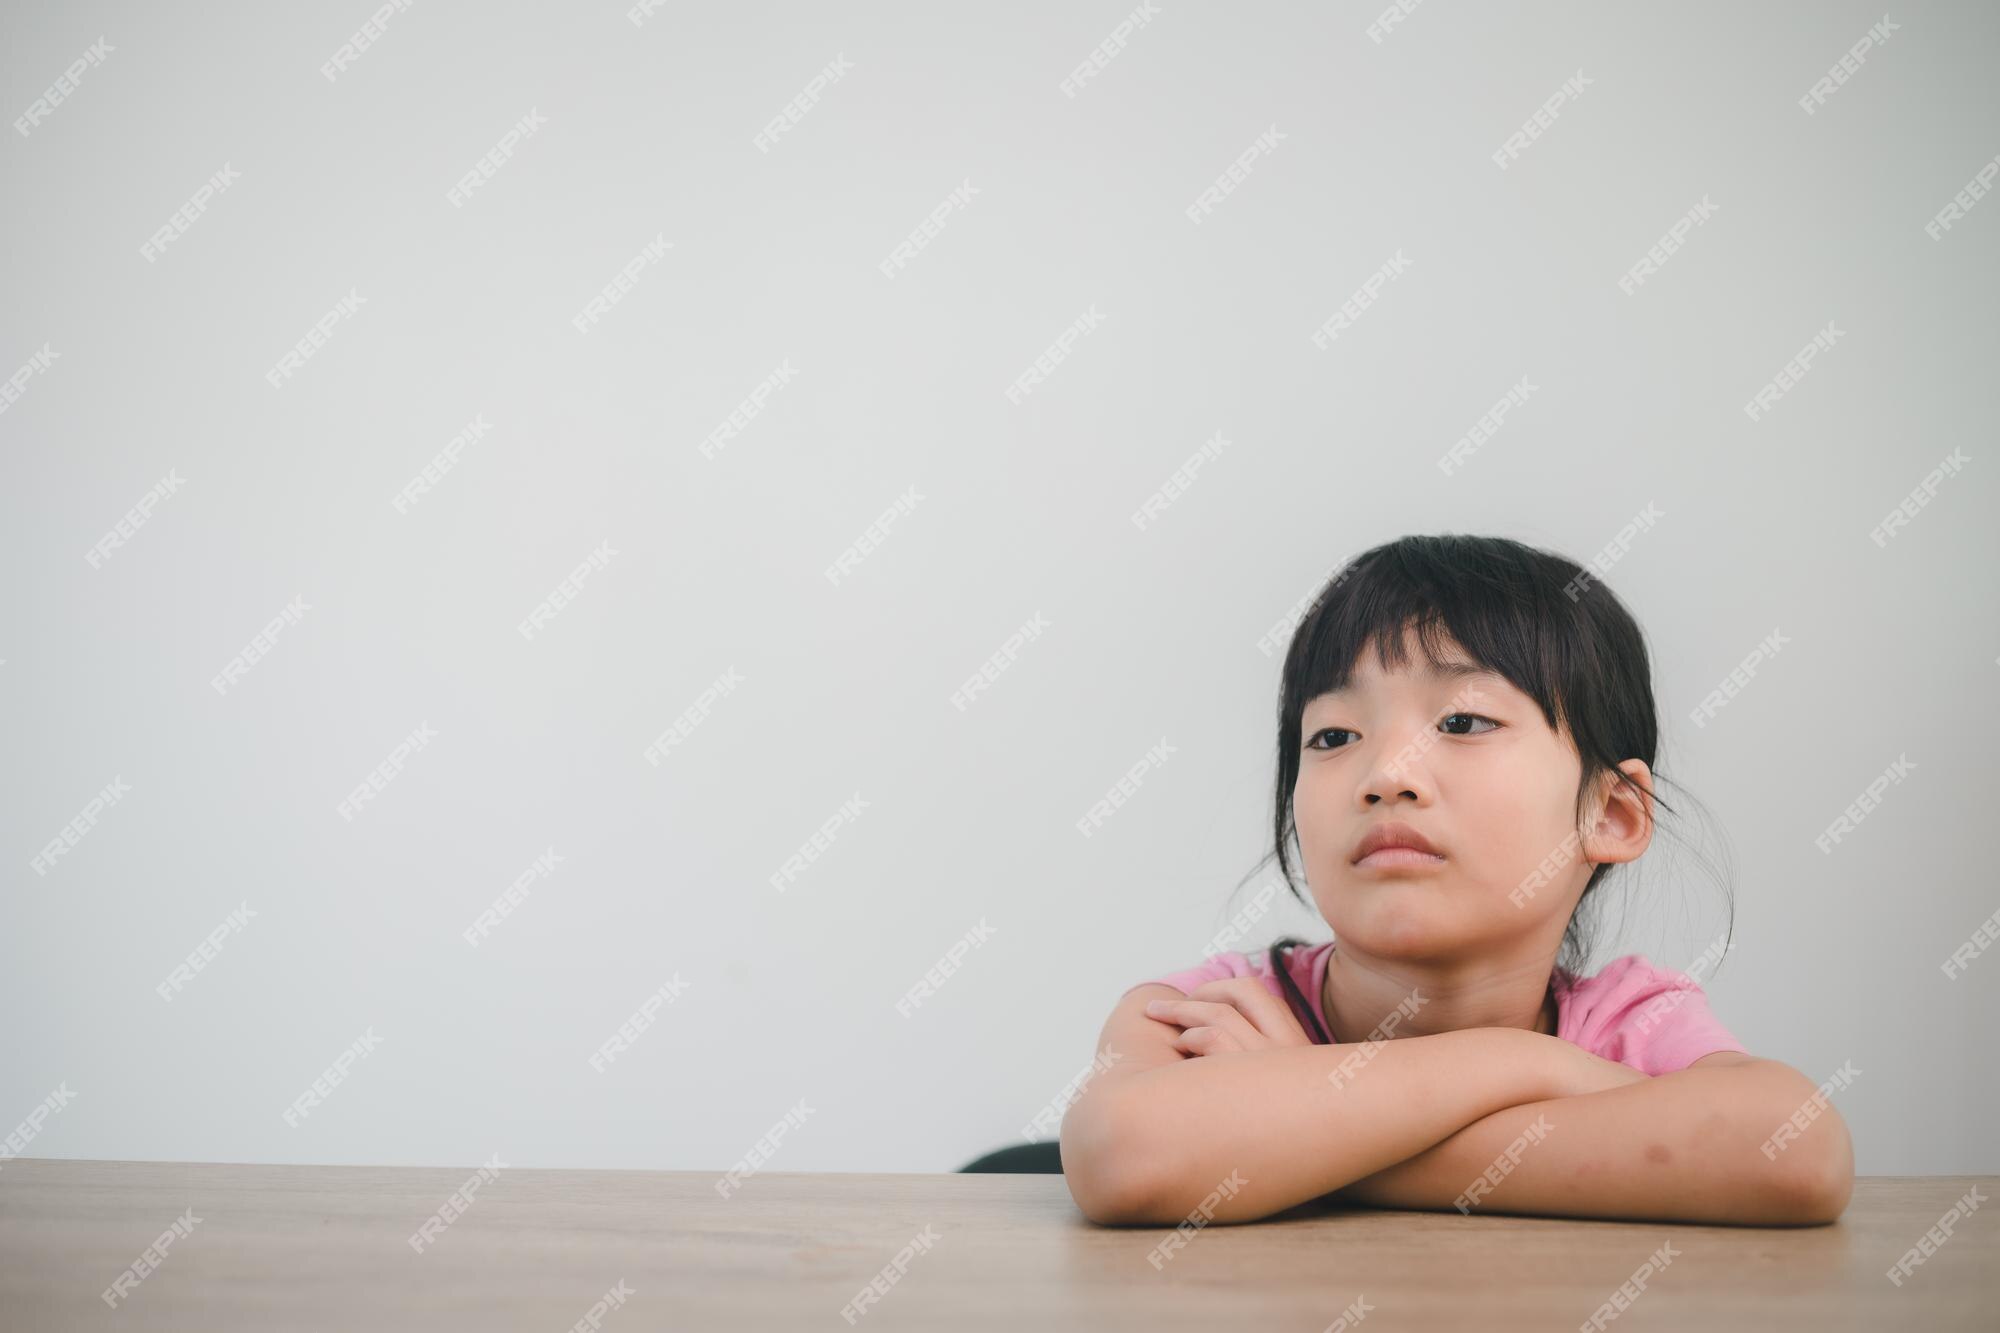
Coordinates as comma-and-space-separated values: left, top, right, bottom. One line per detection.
1376, 1028, 1589, 1117
1525, 1029, 1649, 1099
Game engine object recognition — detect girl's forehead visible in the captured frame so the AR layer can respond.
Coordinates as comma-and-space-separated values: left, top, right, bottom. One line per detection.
1310, 653, 1527, 710
1336, 651, 1505, 691
1355, 623, 1499, 681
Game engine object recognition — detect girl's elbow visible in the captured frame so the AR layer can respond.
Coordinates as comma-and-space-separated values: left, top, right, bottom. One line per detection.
1796, 1137, 1856, 1224
1059, 1089, 1169, 1225
1775, 1116, 1856, 1224
1065, 1165, 1158, 1227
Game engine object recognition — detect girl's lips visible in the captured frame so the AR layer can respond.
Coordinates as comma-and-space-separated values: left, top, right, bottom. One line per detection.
1353, 847, 1448, 870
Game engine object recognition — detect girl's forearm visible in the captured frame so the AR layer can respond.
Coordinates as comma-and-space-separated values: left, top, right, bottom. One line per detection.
1333, 1059, 1854, 1225
1065, 1027, 1563, 1224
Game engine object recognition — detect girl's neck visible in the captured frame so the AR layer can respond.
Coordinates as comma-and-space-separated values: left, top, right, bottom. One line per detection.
1318, 942, 1562, 1046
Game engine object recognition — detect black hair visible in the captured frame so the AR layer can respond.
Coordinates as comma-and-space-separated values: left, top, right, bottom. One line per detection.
1249, 534, 1735, 1039
1267, 934, 1333, 1044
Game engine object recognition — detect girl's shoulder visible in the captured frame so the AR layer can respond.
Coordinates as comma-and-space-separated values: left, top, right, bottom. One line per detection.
1557, 951, 1716, 997
1122, 948, 1269, 999
1123, 940, 1332, 1000
1556, 951, 1748, 1075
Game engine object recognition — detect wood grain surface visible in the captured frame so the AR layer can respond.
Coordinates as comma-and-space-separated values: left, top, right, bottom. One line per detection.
0, 1160, 1991, 1331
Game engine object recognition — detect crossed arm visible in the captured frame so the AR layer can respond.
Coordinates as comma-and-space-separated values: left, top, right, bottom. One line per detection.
1329, 1048, 1854, 1225
1059, 980, 1853, 1228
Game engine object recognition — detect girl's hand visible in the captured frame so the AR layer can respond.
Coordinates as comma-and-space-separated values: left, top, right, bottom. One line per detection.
1534, 1033, 1651, 1098
1143, 977, 1314, 1056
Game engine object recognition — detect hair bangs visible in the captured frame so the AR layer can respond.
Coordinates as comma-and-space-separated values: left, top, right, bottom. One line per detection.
1286, 539, 1578, 739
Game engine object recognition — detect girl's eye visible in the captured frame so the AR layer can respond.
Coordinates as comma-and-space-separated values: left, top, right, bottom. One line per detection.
1306, 714, 1501, 749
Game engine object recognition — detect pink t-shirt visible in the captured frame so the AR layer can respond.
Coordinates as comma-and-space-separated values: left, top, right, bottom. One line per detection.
1129, 941, 1748, 1076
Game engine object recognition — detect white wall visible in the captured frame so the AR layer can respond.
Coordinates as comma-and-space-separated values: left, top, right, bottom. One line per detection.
4, 0, 1995, 1176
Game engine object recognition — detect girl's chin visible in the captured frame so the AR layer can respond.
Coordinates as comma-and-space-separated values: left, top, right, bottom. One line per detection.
1327, 897, 1476, 956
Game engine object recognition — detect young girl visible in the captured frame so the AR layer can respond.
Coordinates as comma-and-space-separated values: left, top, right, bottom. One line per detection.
1059, 534, 1854, 1227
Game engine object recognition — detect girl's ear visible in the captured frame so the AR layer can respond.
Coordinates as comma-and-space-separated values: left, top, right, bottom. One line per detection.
1581, 759, 1654, 866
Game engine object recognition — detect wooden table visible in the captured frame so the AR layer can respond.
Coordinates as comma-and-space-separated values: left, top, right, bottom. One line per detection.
1, 1160, 1992, 1330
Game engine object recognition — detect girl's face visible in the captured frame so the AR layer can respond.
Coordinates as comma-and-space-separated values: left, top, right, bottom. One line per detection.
1292, 624, 1602, 962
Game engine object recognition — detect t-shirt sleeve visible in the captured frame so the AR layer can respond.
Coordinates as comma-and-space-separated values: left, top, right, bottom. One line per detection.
1121, 950, 1266, 999
1564, 953, 1749, 1076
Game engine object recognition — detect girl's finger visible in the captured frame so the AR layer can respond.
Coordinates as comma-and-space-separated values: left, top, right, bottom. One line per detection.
1174, 1025, 1237, 1056
1144, 998, 1259, 1046
1184, 977, 1312, 1044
